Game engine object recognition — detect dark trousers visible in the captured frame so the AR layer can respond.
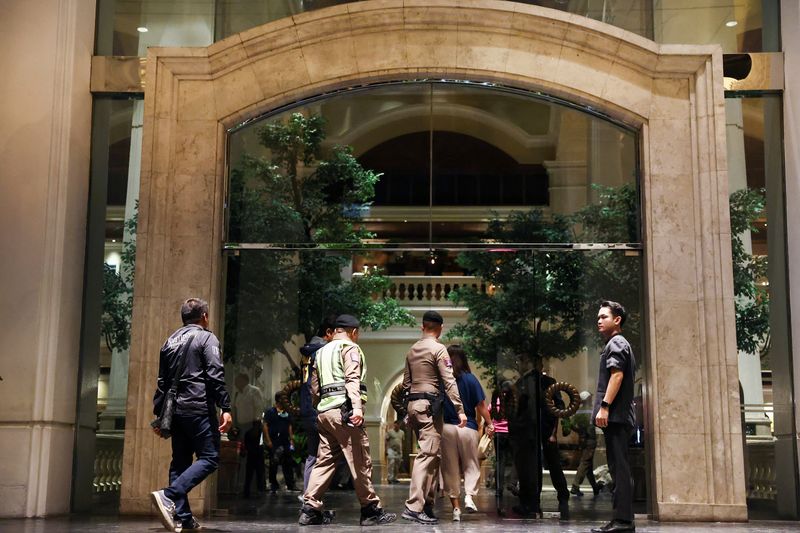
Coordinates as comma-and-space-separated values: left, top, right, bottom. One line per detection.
512, 436, 541, 513
302, 416, 319, 489
269, 444, 296, 490
243, 422, 265, 496
603, 423, 633, 522
572, 439, 599, 490
494, 433, 512, 508
164, 413, 220, 523
541, 438, 570, 503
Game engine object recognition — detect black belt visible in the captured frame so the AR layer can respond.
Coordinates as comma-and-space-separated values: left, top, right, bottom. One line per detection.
406, 392, 440, 402
320, 383, 367, 398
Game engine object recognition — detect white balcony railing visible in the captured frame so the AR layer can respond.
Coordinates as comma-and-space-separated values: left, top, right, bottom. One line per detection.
380, 275, 487, 307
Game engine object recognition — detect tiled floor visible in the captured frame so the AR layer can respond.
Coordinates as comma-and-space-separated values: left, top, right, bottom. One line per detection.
1, 484, 796, 532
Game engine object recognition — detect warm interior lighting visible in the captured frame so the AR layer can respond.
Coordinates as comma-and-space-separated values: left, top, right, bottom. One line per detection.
725, 20, 738, 27
137, 26, 149, 32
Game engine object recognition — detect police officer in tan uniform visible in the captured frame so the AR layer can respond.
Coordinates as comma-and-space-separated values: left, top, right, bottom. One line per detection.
299, 314, 397, 527
401, 311, 466, 525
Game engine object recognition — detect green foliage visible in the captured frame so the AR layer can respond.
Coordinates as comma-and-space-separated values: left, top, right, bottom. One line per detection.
729, 188, 770, 357
101, 205, 137, 352
447, 184, 641, 374
225, 113, 414, 373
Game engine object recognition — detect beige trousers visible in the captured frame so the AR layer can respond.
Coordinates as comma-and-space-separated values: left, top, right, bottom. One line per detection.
406, 399, 443, 512
304, 409, 380, 510
441, 423, 481, 498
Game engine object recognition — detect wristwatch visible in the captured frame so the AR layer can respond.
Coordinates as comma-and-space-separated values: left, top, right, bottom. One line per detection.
600, 400, 610, 409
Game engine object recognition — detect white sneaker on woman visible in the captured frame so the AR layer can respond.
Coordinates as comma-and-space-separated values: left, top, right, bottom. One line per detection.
452, 508, 461, 521
464, 495, 478, 513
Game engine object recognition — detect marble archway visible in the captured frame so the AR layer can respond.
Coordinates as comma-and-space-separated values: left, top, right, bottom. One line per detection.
121, 0, 744, 521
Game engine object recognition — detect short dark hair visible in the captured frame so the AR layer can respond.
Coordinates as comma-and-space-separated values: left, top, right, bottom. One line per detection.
600, 300, 626, 327
275, 391, 285, 403
181, 298, 208, 325
317, 314, 337, 337
447, 344, 472, 378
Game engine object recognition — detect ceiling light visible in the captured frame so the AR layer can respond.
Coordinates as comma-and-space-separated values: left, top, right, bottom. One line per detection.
725, 20, 738, 27
137, 26, 149, 32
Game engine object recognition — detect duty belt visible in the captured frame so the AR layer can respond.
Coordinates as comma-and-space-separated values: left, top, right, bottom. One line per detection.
320, 382, 367, 399
406, 391, 441, 402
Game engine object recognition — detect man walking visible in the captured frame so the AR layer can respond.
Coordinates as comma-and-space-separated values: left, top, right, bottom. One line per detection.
591, 301, 636, 533
233, 372, 265, 498
299, 314, 396, 526
263, 392, 297, 493
151, 298, 232, 532
298, 316, 336, 497
402, 310, 466, 525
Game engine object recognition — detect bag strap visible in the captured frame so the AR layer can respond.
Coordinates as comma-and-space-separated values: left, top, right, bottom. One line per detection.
169, 330, 199, 393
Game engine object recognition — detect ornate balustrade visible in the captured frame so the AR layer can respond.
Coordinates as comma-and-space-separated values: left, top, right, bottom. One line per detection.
94, 432, 124, 493
377, 276, 487, 307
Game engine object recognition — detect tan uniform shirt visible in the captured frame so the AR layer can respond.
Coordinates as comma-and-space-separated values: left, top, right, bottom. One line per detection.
310, 342, 365, 412
403, 337, 464, 415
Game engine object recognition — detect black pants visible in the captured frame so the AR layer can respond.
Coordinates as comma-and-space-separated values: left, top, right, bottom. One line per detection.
541, 438, 570, 503
242, 422, 265, 496
512, 436, 541, 513
165, 413, 220, 523
269, 444, 296, 490
603, 423, 633, 522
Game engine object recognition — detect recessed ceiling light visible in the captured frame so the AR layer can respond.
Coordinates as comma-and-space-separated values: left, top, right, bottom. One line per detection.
137, 26, 149, 33
726, 20, 738, 27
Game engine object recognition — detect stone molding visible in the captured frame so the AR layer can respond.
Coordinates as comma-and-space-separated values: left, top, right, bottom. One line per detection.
122, 0, 745, 521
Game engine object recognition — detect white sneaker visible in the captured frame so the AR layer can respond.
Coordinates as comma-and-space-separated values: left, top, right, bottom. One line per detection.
464, 495, 478, 513
452, 508, 461, 521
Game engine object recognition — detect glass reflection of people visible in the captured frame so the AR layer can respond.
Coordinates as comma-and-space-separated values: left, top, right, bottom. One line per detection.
568, 391, 603, 497
385, 421, 404, 484
590, 301, 636, 533
263, 392, 297, 493
508, 357, 542, 518
440, 345, 494, 521
233, 372, 266, 498
537, 360, 570, 520
490, 380, 514, 514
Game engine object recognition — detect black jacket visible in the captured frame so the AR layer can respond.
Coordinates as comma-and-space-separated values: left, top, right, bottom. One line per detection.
153, 324, 231, 417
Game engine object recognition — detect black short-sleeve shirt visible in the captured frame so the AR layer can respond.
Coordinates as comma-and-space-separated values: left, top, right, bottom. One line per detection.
592, 334, 636, 427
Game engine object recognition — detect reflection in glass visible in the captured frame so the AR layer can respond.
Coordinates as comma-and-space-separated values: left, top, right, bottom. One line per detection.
227, 82, 639, 246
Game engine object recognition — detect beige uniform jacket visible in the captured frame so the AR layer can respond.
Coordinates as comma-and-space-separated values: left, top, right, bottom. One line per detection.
403, 337, 465, 415
310, 342, 365, 412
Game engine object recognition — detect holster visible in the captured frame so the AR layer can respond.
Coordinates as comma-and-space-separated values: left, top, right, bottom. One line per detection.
406, 391, 444, 417
340, 398, 354, 426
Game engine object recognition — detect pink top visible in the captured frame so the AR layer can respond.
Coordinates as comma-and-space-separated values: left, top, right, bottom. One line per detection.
493, 398, 509, 433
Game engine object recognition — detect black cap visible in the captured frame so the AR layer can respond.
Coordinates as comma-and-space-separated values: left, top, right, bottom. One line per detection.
422, 310, 443, 324
335, 314, 360, 329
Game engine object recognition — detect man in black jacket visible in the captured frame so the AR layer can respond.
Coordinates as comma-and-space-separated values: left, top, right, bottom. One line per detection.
150, 298, 233, 532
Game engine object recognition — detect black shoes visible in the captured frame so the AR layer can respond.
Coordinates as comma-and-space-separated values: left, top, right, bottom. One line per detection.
401, 507, 438, 524
175, 516, 202, 532
360, 503, 398, 526
558, 500, 570, 521
298, 505, 335, 526
591, 519, 636, 532
571, 485, 583, 497
423, 503, 437, 519
512, 505, 542, 518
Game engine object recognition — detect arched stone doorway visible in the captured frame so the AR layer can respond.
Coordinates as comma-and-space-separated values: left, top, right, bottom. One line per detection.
121, 0, 745, 521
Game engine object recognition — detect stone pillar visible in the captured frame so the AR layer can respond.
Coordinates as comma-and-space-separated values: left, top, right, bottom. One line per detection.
0, 0, 95, 517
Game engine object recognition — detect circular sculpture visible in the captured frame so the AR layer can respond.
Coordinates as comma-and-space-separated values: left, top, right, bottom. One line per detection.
544, 381, 582, 418
390, 382, 407, 419
280, 379, 302, 417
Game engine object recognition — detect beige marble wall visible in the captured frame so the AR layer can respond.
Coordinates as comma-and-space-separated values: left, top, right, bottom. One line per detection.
0, 0, 96, 518
122, 0, 745, 521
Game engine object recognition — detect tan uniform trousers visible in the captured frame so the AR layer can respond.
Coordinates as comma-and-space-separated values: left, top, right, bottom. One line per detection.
304, 409, 380, 510
406, 399, 443, 512
441, 423, 481, 498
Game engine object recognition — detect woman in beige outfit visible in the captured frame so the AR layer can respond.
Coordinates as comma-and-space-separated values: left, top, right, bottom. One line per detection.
440, 345, 494, 521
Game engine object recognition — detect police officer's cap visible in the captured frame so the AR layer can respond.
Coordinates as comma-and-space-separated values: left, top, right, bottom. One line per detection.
335, 314, 360, 329
422, 310, 444, 324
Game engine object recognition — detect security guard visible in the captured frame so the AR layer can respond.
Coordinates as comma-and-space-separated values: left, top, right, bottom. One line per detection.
401, 311, 466, 525
299, 314, 397, 526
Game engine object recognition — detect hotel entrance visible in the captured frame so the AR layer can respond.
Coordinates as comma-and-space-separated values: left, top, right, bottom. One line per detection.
218, 81, 648, 518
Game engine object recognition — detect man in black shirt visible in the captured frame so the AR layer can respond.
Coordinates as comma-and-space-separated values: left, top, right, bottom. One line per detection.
150, 298, 233, 532
263, 392, 297, 492
591, 301, 636, 533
